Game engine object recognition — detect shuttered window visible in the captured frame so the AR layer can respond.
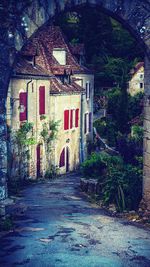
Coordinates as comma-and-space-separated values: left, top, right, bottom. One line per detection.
64, 110, 69, 130
84, 113, 87, 134
89, 112, 92, 132
59, 148, 65, 167
64, 108, 80, 130
84, 113, 92, 134
19, 92, 27, 121
39, 86, 45, 115
70, 109, 73, 129
86, 82, 90, 99
75, 108, 79, 128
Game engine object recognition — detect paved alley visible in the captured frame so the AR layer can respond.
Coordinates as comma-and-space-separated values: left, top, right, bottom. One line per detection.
0, 173, 150, 267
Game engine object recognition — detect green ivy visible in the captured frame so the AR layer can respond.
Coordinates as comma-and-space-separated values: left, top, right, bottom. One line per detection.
16, 122, 36, 146
41, 120, 60, 152
81, 152, 142, 211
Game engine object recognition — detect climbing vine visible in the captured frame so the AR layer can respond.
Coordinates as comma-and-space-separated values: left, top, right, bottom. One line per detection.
16, 122, 36, 147
40, 120, 60, 178
41, 120, 60, 152
8, 122, 36, 182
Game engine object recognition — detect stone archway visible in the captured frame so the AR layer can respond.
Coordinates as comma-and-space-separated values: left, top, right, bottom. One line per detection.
0, 0, 150, 209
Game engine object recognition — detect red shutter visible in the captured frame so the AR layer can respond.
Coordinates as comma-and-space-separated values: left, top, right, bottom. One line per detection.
84, 113, 87, 134
19, 92, 27, 121
75, 108, 79, 128
39, 86, 45, 115
64, 110, 69, 130
59, 148, 65, 167
89, 112, 92, 132
70, 110, 73, 129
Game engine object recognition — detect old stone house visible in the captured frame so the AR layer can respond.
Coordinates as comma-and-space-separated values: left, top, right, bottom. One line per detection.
6, 25, 94, 180
128, 62, 144, 96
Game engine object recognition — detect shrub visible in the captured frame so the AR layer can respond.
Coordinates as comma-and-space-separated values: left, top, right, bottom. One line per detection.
81, 152, 142, 211
81, 152, 108, 179
103, 163, 142, 211
116, 131, 143, 164
93, 118, 107, 138
128, 92, 144, 121
45, 165, 58, 179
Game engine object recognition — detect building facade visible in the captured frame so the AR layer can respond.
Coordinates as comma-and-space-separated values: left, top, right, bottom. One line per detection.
6, 25, 94, 179
128, 62, 144, 96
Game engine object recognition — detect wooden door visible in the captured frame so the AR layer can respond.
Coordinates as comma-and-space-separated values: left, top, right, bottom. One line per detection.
66, 146, 69, 173
36, 144, 41, 177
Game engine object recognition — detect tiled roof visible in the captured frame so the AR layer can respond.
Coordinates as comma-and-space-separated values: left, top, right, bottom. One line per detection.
50, 77, 84, 94
21, 25, 92, 75
130, 62, 144, 76
13, 56, 53, 77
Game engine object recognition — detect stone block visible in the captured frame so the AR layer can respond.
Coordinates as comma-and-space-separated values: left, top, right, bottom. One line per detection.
87, 179, 97, 194
80, 178, 89, 192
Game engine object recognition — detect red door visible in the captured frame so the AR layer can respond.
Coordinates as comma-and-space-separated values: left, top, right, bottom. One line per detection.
66, 147, 69, 172
37, 145, 41, 177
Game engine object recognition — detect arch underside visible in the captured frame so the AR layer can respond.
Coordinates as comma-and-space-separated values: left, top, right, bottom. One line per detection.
0, 0, 150, 210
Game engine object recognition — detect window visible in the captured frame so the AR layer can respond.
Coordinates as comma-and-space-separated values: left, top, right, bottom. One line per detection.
64, 110, 69, 130
59, 148, 65, 167
84, 112, 92, 134
70, 109, 73, 129
140, 83, 143, 89
86, 82, 90, 99
84, 113, 88, 134
140, 74, 143, 79
89, 112, 92, 132
75, 108, 79, 128
39, 86, 45, 115
19, 92, 27, 121
64, 109, 79, 130
52, 48, 66, 65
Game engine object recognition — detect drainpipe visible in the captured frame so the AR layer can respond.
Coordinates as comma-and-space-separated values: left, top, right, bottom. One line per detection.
26, 79, 33, 178
80, 92, 84, 163
26, 78, 32, 122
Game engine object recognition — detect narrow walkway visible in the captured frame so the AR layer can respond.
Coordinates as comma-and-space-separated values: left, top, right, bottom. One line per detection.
0, 173, 150, 267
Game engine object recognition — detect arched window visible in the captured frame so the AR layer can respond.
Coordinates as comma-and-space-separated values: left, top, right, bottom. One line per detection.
59, 148, 65, 167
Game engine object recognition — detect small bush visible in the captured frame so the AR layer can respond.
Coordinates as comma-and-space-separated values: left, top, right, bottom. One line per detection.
81, 152, 142, 211
45, 165, 58, 179
94, 118, 107, 138
81, 152, 108, 180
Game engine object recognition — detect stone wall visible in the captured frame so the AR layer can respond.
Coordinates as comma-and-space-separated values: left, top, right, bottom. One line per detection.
143, 56, 150, 210
0, 99, 7, 200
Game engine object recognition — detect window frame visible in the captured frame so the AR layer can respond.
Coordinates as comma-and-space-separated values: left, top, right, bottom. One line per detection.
86, 81, 90, 100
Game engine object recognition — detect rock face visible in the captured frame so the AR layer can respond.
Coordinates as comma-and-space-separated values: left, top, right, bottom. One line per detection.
0, 0, 150, 210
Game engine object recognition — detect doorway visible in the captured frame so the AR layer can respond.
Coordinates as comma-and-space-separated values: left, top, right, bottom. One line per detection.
36, 144, 41, 177
59, 146, 70, 173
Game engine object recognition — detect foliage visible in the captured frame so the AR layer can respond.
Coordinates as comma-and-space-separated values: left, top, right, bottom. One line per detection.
94, 118, 107, 138
16, 122, 36, 146
55, 8, 144, 90
44, 165, 58, 179
40, 115, 47, 120
81, 152, 142, 211
131, 125, 143, 141
128, 92, 144, 121
81, 152, 107, 179
116, 129, 143, 165
106, 87, 129, 134
41, 120, 60, 152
